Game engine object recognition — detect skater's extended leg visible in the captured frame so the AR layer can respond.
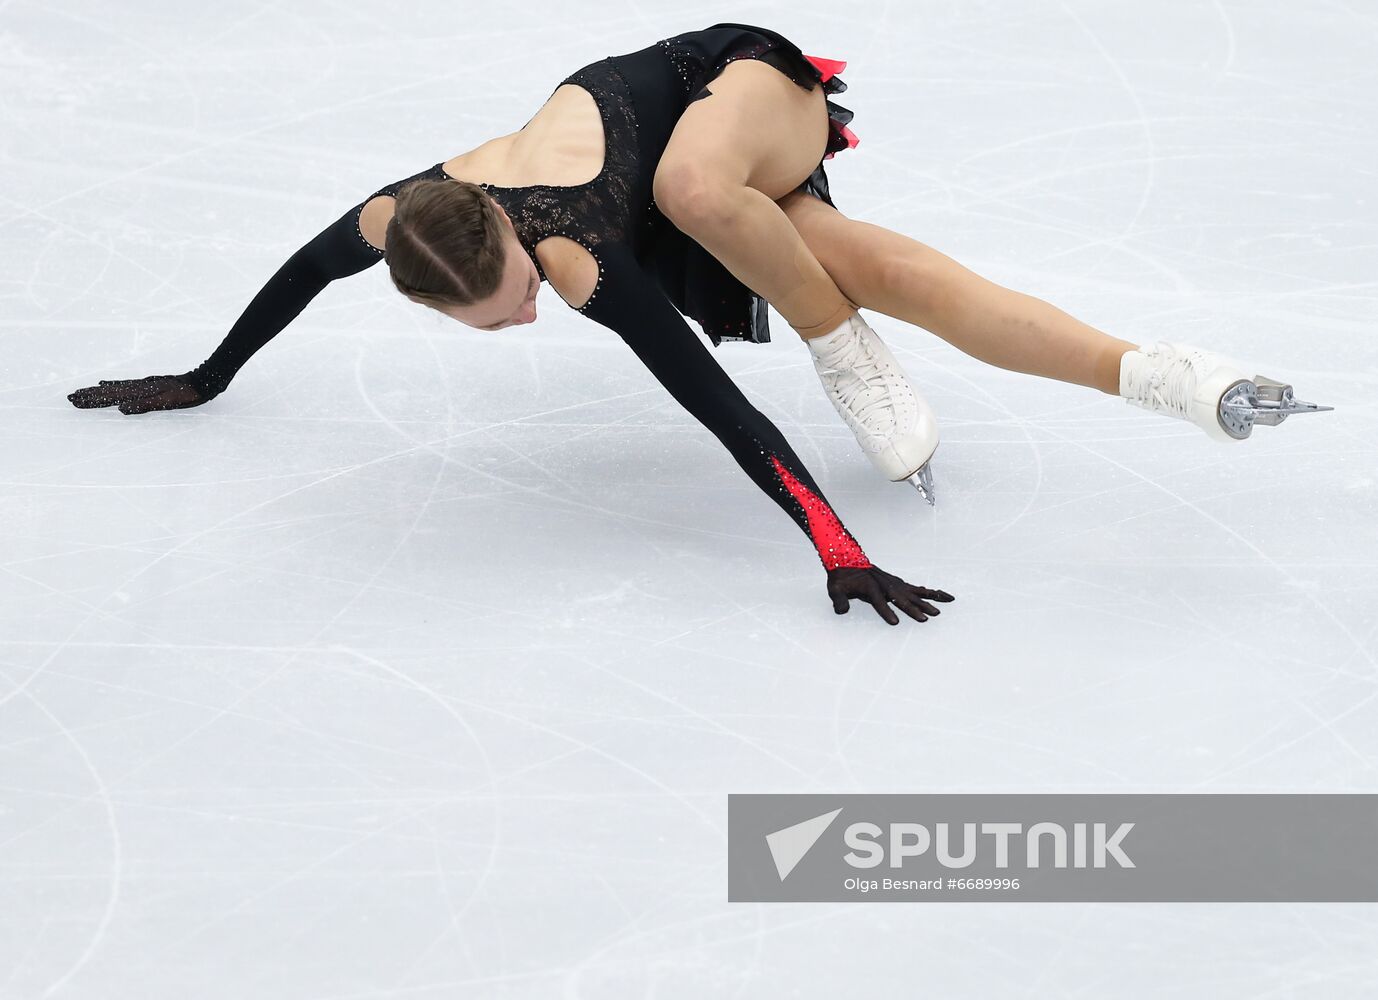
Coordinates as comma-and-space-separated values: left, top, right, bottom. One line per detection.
779, 190, 1332, 440
777, 189, 1137, 394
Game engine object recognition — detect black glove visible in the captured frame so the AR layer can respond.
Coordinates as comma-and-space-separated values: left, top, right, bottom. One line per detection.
68, 367, 223, 415
827, 565, 954, 625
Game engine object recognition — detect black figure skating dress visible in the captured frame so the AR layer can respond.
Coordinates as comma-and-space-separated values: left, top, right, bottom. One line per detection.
184, 22, 875, 573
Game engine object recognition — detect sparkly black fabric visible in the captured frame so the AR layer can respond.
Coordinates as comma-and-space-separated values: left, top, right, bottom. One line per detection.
119, 23, 882, 572
181, 22, 857, 394
656, 25, 856, 164
67, 24, 964, 613
465, 59, 639, 293
460, 23, 858, 345
577, 240, 872, 573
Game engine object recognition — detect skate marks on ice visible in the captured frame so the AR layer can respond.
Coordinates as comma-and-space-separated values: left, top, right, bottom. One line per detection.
6, 0, 1378, 997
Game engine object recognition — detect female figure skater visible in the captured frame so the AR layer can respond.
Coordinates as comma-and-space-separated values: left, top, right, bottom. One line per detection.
68, 23, 1328, 625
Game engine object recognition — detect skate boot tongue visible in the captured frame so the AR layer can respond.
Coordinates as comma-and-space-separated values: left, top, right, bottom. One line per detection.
807, 313, 941, 489
1122, 342, 1207, 420
810, 318, 896, 433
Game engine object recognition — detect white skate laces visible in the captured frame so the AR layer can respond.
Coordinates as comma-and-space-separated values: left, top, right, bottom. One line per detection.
807, 312, 940, 503
1120, 341, 1333, 442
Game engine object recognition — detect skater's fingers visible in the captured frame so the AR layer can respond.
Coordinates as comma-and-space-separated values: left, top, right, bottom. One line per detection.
69, 388, 118, 408
71, 381, 157, 407
917, 588, 955, 602
881, 579, 940, 616
861, 588, 899, 626
892, 597, 930, 623
75, 390, 137, 408
831, 589, 851, 615
69, 382, 130, 399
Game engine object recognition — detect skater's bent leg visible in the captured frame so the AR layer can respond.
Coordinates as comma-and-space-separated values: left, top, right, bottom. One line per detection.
661, 182, 856, 338
654, 59, 856, 341
778, 190, 1137, 394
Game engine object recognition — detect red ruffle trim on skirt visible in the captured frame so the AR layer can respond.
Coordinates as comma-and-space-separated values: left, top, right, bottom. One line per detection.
803, 53, 859, 160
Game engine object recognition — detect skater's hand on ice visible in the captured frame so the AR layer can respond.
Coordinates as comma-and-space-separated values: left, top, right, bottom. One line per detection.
826, 566, 953, 625
68, 374, 214, 414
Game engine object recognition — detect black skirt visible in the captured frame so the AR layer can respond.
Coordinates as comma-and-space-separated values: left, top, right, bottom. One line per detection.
609, 22, 860, 346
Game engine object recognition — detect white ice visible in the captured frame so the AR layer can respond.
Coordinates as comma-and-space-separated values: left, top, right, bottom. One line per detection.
3, 0, 1376, 997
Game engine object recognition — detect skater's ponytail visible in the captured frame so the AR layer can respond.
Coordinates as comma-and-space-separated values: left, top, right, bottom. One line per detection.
385, 178, 508, 310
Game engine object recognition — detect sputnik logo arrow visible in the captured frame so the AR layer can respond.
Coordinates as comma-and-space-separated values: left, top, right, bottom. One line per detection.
765, 808, 843, 881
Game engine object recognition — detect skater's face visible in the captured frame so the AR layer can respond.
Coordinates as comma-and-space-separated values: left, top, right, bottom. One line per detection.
440, 214, 539, 331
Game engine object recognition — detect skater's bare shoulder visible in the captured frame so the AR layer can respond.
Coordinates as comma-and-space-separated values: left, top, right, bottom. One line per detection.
358, 195, 395, 252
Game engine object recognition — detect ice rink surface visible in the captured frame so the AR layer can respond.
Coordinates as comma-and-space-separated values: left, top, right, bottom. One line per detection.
3, 0, 1376, 996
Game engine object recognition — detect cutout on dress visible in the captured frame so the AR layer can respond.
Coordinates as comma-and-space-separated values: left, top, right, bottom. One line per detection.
357, 195, 395, 252
536, 235, 600, 310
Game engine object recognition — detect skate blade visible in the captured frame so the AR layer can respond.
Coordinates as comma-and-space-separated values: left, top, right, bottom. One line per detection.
904, 462, 936, 506
1221, 377, 1334, 433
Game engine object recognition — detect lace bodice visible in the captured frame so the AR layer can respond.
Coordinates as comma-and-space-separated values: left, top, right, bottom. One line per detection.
343, 26, 853, 338
342, 59, 642, 315
179, 23, 882, 586
468, 59, 641, 310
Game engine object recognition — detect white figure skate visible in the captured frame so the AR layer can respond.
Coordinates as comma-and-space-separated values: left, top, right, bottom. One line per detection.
807, 312, 940, 504
1120, 341, 1332, 442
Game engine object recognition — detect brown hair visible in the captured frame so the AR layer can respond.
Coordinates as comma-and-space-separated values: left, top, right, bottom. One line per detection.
384, 179, 508, 310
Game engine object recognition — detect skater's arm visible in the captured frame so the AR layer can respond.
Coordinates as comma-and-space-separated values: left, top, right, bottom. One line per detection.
579, 243, 864, 568
187, 162, 450, 395
181, 201, 388, 397
69, 163, 448, 413
579, 242, 953, 621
